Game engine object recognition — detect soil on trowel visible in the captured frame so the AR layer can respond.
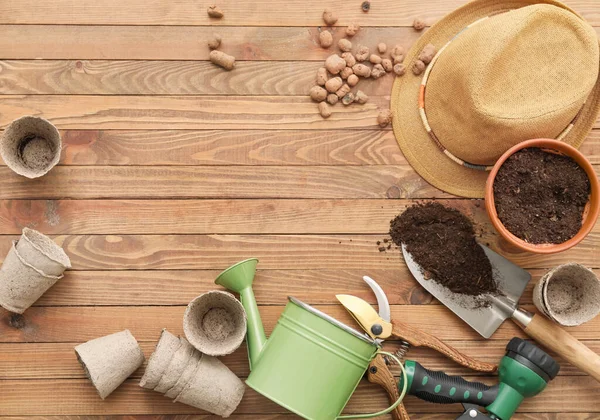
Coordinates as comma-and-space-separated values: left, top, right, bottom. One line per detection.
493, 148, 590, 244
390, 202, 497, 296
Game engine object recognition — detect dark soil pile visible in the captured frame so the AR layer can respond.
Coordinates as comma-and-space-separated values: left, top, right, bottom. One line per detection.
390, 202, 497, 296
493, 148, 590, 244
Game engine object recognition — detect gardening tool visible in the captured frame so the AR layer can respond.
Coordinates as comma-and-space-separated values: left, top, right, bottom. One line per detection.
400, 337, 559, 419
214, 258, 409, 420
337, 276, 497, 420
402, 243, 600, 382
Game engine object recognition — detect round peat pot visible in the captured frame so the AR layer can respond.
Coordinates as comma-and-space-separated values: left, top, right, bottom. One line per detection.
485, 139, 600, 254
0, 116, 62, 178
245, 297, 380, 420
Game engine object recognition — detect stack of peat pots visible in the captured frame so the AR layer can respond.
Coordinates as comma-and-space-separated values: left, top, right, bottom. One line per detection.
0, 228, 71, 314
140, 291, 247, 418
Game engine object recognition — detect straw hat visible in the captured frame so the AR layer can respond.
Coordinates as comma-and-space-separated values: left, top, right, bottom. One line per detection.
391, 0, 600, 198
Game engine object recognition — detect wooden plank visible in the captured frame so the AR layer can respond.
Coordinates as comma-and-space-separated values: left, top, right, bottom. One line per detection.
0, 95, 391, 131
25, 268, 595, 307
0, 0, 596, 26
0, 95, 598, 131
0, 233, 597, 270
1, 305, 599, 343
0, 60, 393, 96
1, 339, 597, 380
0, 376, 597, 415
0, 130, 406, 166
0, 416, 596, 420
0, 26, 417, 60
2, 129, 598, 167
0, 416, 594, 420
0, 166, 446, 199
0, 199, 486, 234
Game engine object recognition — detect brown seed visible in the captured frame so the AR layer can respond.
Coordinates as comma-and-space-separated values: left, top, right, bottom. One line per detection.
319, 31, 333, 48
377, 109, 393, 127
342, 52, 356, 67
413, 18, 426, 31
371, 63, 386, 79
309, 86, 328, 102
336, 83, 351, 99
338, 39, 352, 52
347, 74, 359, 87
340, 66, 354, 80
390, 45, 405, 64
207, 33, 222, 50
325, 76, 343, 93
352, 63, 371, 78
361, 1, 371, 12
346, 23, 361, 37
355, 45, 370, 62
377, 43, 387, 54
418, 43, 438, 64
318, 101, 332, 118
316, 67, 328, 86
393, 63, 406, 76
323, 8, 338, 25
342, 92, 355, 105
207, 5, 224, 18
412, 60, 426, 75
355, 90, 368, 104
325, 54, 347, 75
381, 59, 393, 72
369, 54, 382, 64
209, 50, 235, 70
326, 93, 339, 105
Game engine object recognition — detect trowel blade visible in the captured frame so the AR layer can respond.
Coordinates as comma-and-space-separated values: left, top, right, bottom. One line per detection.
402, 243, 531, 339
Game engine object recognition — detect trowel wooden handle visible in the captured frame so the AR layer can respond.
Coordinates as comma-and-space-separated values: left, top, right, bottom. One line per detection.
391, 320, 497, 373
522, 313, 600, 382
367, 355, 411, 420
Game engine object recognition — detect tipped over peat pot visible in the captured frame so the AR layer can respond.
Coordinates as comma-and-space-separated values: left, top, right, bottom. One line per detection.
174, 354, 245, 418
0, 228, 71, 314
485, 139, 600, 253
75, 330, 145, 399
139, 329, 180, 389
0, 116, 62, 178
533, 263, 600, 326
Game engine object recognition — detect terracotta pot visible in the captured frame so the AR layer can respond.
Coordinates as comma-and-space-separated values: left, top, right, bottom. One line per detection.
485, 139, 600, 254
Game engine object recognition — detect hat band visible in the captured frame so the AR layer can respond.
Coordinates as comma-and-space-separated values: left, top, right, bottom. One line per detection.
418, 15, 583, 171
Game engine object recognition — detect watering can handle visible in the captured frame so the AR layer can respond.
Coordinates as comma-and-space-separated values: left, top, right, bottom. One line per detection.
337, 351, 408, 419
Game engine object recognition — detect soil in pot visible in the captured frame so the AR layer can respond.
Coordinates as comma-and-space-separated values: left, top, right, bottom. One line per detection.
493, 148, 590, 244
19, 135, 56, 171
390, 202, 497, 296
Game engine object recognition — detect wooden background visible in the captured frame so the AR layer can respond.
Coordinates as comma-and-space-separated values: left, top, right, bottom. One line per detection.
0, 0, 599, 418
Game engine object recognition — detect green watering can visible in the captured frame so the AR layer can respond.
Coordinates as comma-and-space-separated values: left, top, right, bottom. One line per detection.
215, 258, 407, 420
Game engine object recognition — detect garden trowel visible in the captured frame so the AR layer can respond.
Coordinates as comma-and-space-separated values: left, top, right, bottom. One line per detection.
402, 243, 600, 382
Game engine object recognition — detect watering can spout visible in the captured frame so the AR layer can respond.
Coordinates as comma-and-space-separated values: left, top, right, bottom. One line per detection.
215, 258, 266, 371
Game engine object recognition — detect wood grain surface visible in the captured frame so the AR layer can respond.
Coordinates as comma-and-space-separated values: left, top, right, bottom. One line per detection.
0, 0, 599, 417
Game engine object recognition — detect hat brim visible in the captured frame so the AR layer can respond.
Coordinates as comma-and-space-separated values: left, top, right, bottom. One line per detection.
391, 0, 600, 198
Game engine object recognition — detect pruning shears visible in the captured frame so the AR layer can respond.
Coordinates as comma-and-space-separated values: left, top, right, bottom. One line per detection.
337, 276, 498, 420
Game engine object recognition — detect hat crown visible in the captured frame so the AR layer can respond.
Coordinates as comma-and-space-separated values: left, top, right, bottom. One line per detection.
425, 4, 600, 165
